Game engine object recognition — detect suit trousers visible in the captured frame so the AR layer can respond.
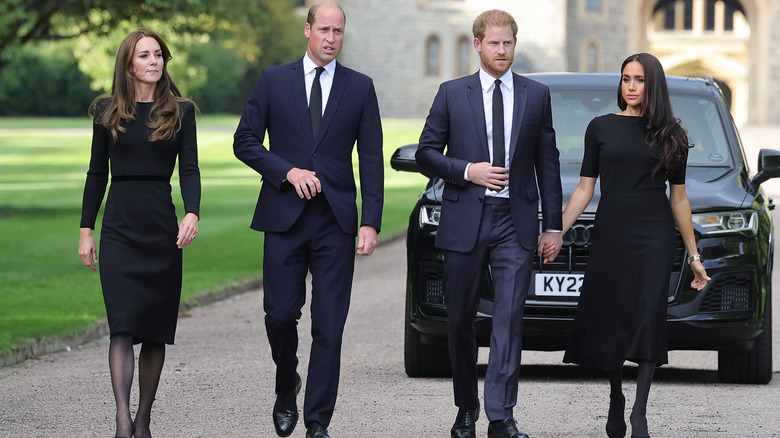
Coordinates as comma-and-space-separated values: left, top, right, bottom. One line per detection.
262, 194, 355, 428
443, 197, 533, 421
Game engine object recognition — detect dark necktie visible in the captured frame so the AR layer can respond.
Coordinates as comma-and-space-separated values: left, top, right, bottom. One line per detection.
492, 79, 505, 168
310, 67, 324, 138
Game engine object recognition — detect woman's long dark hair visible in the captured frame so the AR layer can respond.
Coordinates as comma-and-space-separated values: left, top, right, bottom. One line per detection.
90, 29, 195, 143
617, 53, 692, 180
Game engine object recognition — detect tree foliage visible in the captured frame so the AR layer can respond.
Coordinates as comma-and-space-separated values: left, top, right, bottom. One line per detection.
0, 0, 303, 114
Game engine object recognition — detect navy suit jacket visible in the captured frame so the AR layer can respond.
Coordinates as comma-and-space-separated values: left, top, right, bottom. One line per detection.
234, 58, 384, 236
416, 72, 562, 252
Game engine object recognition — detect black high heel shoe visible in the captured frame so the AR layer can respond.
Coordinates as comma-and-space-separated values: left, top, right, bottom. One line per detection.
606, 424, 627, 438
606, 393, 626, 438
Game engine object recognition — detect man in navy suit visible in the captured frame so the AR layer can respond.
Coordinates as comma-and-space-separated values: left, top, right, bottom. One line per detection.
416, 10, 562, 438
233, 2, 383, 437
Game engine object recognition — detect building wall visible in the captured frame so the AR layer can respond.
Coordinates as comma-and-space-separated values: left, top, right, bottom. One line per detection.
337, 0, 567, 119
331, 0, 780, 124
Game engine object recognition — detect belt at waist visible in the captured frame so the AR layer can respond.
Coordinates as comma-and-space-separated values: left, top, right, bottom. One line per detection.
482, 196, 510, 205
112, 175, 169, 183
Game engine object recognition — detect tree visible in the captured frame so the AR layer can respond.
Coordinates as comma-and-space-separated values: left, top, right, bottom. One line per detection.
0, 0, 208, 73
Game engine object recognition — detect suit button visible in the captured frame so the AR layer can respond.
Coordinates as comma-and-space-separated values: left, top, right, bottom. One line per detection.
478, 197, 483, 203
312, 153, 317, 157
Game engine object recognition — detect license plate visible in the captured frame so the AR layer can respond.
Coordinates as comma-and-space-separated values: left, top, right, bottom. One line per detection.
534, 273, 584, 296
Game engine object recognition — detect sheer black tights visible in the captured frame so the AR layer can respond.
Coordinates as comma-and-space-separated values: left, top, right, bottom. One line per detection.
108, 334, 165, 438
605, 361, 655, 438
629, 360, 655, 438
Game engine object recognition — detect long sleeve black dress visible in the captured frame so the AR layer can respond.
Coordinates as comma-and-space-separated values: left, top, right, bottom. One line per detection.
563, 113, 687, 370
80, 100, 200, 344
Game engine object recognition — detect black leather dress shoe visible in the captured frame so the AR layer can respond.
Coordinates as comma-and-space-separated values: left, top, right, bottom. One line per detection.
273, 373, 302, 437
306, 422, 330, 438
487, 418, 529, 438
451, 407, 479, 438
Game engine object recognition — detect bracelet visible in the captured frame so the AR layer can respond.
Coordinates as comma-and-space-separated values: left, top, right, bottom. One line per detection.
686, 253, 701, 264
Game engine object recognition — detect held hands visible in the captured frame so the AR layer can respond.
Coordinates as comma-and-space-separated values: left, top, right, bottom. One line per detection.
689, 260, 711, 291
78, 228, 98, 271
357, 225, 378, 256
468, 162, 508, 190
538, 232, 563, 264
287, 167, 321, 199
176, 212, 199, 249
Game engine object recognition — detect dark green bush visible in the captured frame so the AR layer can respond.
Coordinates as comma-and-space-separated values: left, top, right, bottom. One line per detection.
0, 42, 95, 116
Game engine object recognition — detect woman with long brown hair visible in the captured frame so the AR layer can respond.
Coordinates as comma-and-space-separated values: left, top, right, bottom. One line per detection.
78, 29, 200, 438
551, 53, 710, 437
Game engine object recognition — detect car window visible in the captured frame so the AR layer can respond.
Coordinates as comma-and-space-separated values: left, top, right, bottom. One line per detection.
670, 94, 732, 168
550, 89, 733, 169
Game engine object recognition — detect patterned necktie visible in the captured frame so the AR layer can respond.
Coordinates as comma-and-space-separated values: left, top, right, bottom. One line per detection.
492, 78, 505, 168
310, 67, 325, 139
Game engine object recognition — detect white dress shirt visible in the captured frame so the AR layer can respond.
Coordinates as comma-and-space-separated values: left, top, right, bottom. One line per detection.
303, 53, 336, 116
473, 68, 513, 198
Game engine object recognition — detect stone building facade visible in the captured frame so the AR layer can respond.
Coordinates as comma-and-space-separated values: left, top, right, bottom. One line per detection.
300, 0, 780, 125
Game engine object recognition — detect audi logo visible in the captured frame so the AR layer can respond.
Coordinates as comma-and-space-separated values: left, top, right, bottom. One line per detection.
563, 224, 594, 247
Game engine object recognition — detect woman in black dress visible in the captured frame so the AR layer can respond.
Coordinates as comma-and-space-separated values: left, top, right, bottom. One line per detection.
549, 53, 710, 438
78, 29, 200, 438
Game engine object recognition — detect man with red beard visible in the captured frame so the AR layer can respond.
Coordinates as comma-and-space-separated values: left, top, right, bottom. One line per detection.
416, 9, 562, 438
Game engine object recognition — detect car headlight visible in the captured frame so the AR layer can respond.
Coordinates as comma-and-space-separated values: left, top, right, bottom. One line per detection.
419, 205, 441, 227
692, 210, 757, 236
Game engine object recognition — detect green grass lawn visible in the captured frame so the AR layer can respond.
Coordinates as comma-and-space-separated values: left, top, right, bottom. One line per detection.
0, 116, 428, 354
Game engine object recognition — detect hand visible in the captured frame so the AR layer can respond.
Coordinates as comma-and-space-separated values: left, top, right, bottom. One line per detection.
689, 260, 711, 291
357, 225, 378, 256
176, 212, 199, 249
537, 231, 563, 264
467, 162, 508, 190
78, 228, 98, 271
286, 167, 321, 199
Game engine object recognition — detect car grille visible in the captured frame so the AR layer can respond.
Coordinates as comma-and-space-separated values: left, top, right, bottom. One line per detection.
534, 217, 686, 273
699, 271, 755, 312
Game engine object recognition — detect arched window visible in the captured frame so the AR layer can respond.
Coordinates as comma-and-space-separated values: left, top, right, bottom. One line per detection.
426, 35, 440, 76
456, 36, 471, 76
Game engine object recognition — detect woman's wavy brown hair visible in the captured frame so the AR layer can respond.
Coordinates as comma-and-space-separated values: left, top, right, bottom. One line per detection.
617, 53, 693, 180
90, 29, 194, 143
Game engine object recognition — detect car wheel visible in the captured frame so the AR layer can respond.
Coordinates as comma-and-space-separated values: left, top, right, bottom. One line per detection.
717, 290, 773, 384
404, 304, 452, 378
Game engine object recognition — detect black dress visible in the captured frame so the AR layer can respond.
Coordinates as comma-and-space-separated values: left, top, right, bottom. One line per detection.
80, 101, 200, 344
562, 114, 686, 370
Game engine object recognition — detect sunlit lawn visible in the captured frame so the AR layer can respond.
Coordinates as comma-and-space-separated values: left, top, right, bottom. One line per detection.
0, 116, 427, 353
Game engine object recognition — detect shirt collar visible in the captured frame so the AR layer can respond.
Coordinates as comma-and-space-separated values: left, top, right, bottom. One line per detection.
303, 53, 336, 77
479, 68, 514, 93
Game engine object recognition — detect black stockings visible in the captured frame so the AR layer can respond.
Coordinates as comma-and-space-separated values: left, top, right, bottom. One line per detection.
606, 368, 626, 437
109, 334, 135, 437
134, 342, 165, 438
606, 361, 655, 438
629, 360, 655, 438
108, 334, 166, 438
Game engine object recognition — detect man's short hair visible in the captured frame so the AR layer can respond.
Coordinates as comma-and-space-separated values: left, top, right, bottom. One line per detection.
307, 1, 346, 26
472, 9, 518, 41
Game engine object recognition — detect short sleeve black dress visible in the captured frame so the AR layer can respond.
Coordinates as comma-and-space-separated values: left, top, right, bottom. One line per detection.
80, 100, 200, 344
562, 113, 686, 370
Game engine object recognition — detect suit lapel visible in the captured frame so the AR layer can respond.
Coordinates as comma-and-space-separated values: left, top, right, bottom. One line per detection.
509, 74, 528, 160
313, 62, 348, 150
290, 59, 315, 141
466, 73, 490, 161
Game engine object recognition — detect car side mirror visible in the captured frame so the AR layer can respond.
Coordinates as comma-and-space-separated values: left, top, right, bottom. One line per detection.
391, 144, 432, 178
751, 149, 780, 191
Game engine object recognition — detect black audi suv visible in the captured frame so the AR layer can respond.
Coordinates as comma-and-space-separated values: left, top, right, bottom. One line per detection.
391, 73, 780, 384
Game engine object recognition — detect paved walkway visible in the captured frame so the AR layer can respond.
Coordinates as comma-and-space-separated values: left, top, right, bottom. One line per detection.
1, 125, 779, 437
